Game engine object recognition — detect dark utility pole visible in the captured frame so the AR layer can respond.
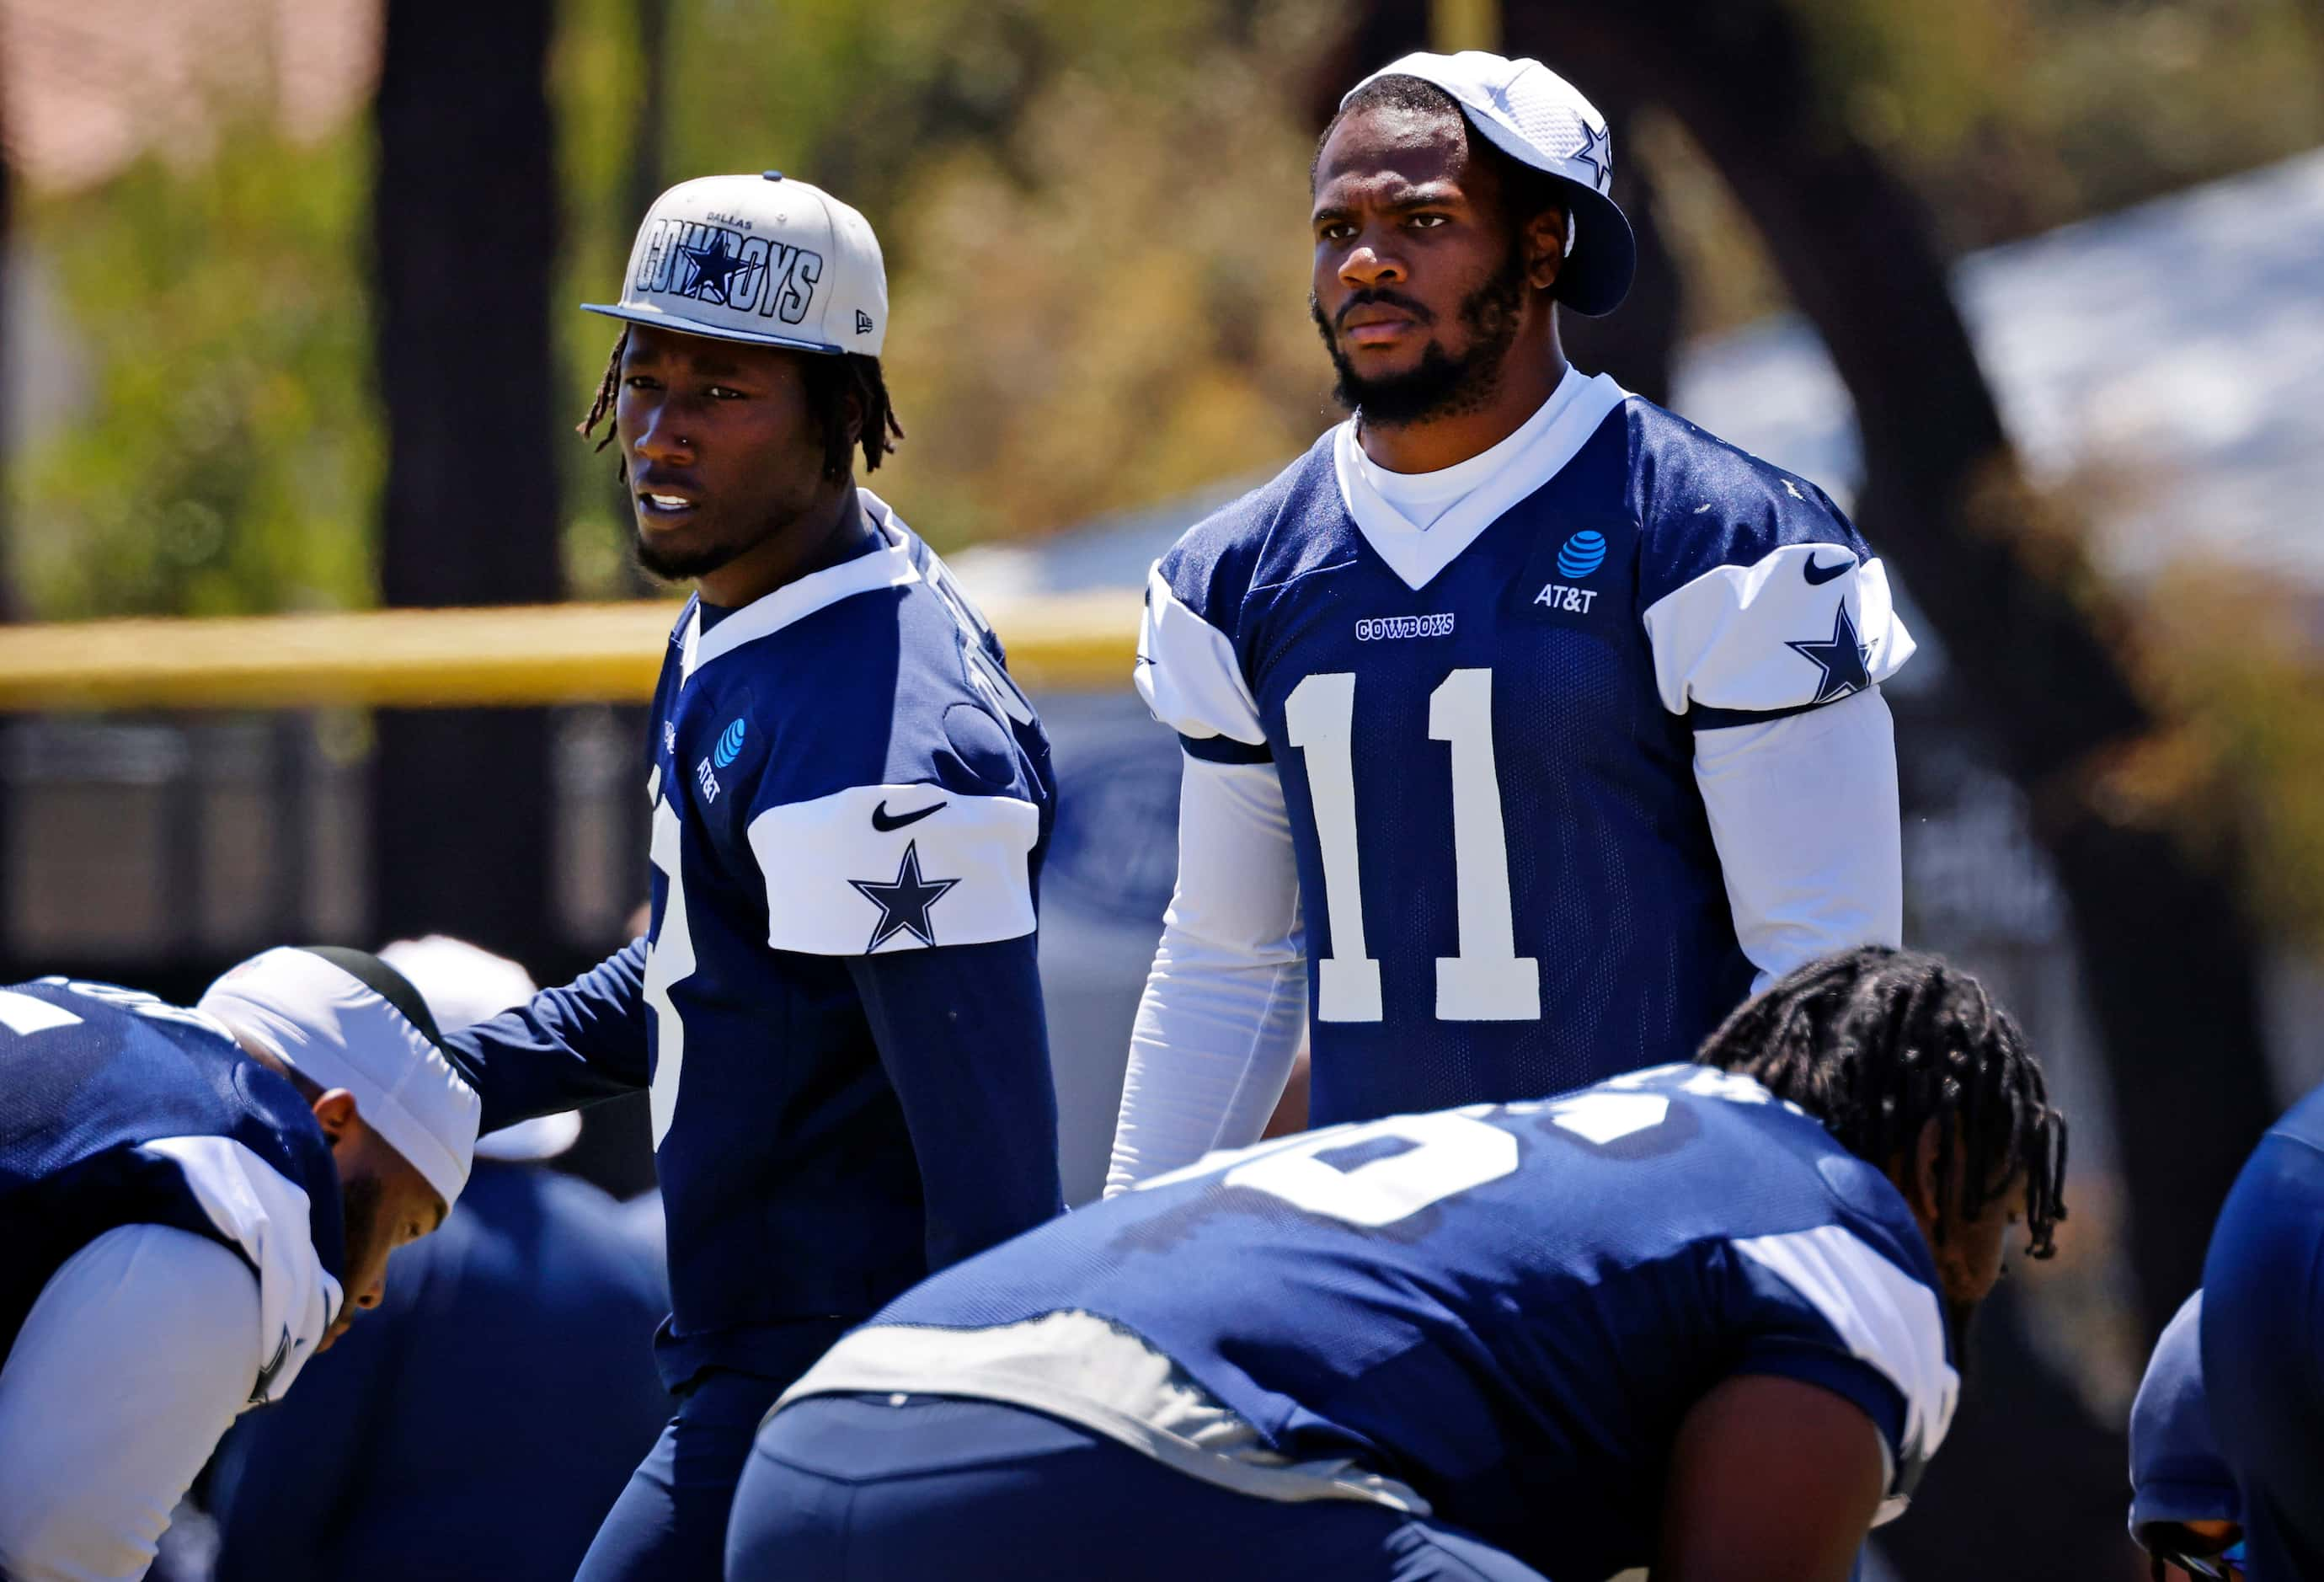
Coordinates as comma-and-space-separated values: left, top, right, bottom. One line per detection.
370, 0, 564, 962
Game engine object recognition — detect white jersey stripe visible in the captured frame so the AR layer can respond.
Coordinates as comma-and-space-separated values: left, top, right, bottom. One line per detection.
1730, 1221, 1958, 1468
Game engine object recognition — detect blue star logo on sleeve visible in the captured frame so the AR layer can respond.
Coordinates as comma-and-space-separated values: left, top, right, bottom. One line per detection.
677, 228, 754, 307
1786, 602, 1874, 704
848, 841, 960, 950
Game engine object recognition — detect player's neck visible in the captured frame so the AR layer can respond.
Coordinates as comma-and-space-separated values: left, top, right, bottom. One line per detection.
696, 483, 874, 610
1357, 323, 1569, 477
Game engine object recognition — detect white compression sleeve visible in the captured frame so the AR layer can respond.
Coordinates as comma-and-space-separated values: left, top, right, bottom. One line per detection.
1693, 687, 1904, 993
1105, 753, 1308, 1196
0, 1225, 263, 1582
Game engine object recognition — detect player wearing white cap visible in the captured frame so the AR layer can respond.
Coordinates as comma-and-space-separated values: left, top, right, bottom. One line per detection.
0, 947, 481, 1582
437, 174, 1064, 1580
1109, 52, 1915, 1190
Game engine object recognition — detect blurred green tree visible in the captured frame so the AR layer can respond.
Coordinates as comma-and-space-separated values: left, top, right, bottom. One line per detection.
552, 0, 1349, 553
11, 127, 377, 618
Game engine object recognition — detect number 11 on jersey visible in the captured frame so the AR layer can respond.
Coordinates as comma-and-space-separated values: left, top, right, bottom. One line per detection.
1284, 667, 1539, 1024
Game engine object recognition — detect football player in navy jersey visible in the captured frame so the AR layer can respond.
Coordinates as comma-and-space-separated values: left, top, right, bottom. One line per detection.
0, 948, 482, 1582
729, 948, 2066, 1582
1109, 51, 1914, 1191
2201, 1083, 2324, 1579
438, 173, 1063, 1581
2128, 1293, 2246, 1580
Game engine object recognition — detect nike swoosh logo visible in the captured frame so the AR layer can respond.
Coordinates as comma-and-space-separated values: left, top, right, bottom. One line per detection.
1802, 553, 1853, 585
250, 1326, 293, 1404
871, 799, 947, 832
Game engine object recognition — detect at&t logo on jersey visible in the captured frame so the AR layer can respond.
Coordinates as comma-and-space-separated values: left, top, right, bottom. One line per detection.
1557, 530, 1607, 579
1536, 529, 1606, 615
695, 759, 720, 804
713, 717, 747, 768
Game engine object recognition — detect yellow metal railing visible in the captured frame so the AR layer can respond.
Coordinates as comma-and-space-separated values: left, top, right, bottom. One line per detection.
0, 593, 1138, 711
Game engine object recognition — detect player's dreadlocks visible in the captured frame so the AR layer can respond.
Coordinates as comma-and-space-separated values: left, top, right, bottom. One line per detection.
1696, 946, 2069, 1259
578, 326, 905, 483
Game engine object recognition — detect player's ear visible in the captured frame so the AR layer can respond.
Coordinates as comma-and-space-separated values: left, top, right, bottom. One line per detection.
311, 1088, 359, 1146
1523, 203, 1566, 292
1903, 1116, 1947, 1239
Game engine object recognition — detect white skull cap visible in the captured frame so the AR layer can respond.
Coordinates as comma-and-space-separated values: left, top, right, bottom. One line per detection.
199, 946, 483, 1208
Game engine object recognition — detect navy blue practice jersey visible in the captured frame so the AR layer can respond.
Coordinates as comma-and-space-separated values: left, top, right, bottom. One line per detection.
783, 1062, 1957, 1582
452, 492, 1065, 1385
2200, 1081, 2324, 1577
0, 976, 345, 1403
1138, 376, 1913, 1125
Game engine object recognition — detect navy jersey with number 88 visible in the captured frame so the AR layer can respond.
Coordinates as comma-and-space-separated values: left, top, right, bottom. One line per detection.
786, 1062, 1958, 1582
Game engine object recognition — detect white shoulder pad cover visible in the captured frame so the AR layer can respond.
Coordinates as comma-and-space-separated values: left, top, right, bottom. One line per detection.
1640, 548, 1915, 717
749, 783, 1039, 956
1135, 564, 1266, 748
1731, 1222, 1960, 1471
142, 1135, 342, 1405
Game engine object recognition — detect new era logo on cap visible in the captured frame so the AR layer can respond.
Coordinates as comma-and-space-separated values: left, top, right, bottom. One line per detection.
582, 171, 890, 357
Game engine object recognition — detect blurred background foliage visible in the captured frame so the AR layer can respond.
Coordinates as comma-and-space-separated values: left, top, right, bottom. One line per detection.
19, 0, 2323, 612
13, 123, 377, 617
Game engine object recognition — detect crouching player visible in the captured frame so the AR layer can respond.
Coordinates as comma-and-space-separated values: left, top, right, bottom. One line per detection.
729, 949, 2067, 1582
0, 949, 480, 1581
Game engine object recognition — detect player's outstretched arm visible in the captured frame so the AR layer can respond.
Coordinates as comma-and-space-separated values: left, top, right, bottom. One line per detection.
1652, 1374, 1888, 1582
850, 934, 1064, 1270
444, 938, 652, 1133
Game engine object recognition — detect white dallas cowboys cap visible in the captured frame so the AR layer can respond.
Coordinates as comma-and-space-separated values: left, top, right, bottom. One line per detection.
582, 171, 888, 356
1344, 51, 1637, 318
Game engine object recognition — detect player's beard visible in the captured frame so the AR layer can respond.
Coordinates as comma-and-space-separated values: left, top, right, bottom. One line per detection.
633, 523, 751, 582
1946, 1294, 1984, 1374
631, 494, 814, 585
1312, 236, 1529, 430
338, 1171, 389, 1296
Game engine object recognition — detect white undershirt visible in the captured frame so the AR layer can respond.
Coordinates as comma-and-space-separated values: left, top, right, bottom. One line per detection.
1352, 366, 1584, 529
0, 1225, 262, 1581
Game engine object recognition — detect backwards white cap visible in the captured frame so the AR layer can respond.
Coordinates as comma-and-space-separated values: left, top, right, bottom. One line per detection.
198, 946, 483, 1208
377, 935, 579, 1164
1343, 51, 1637, 317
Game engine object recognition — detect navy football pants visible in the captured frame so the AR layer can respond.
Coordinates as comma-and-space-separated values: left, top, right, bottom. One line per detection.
575, 1321, 851, 1582
724, 1394, 1554, 1582
2202, 1130, 2324, 1582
